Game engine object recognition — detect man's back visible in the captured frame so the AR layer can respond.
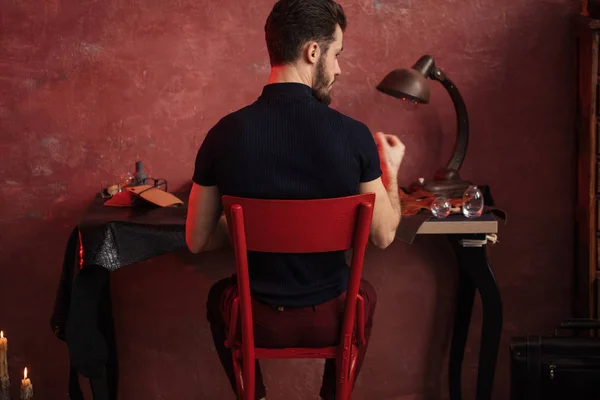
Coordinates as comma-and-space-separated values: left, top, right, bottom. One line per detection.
193, 82, 381, 306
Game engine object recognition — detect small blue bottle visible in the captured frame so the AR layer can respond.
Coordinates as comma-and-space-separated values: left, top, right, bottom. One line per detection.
134, 161, 149, 186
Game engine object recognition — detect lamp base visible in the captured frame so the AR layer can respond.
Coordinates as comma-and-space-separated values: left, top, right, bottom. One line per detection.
409, 167, 472, 198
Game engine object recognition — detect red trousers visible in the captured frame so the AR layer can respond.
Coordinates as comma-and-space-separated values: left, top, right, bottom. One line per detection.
206, 276, 377, 400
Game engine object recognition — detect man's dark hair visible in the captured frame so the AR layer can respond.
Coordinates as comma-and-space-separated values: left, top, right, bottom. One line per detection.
265, 0, 347, 66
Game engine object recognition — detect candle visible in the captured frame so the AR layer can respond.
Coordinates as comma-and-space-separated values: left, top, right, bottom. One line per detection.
20, 368, 32, 400
0, 331, 7, 379
0, 331, 8, 400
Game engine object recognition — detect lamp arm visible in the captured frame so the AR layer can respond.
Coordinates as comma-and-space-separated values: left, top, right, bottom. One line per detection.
429, 68, 469, 172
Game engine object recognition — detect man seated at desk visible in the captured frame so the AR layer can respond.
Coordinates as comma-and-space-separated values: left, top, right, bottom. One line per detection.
185, 0, 405, 398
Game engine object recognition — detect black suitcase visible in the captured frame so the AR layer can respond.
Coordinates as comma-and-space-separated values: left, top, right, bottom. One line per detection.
510, 319, 600, 400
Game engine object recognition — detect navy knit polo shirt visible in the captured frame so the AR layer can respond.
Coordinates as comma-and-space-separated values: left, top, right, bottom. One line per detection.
193, 82, 381, 307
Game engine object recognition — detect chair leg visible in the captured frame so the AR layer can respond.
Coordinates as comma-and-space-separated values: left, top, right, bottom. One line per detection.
336, 354, 351, 400
336, 346, 361, 400
348, 350, 359, 392
233, 357, 244, 400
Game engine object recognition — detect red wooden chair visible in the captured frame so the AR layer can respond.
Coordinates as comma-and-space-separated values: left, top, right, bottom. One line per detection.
221, 193, 375, 400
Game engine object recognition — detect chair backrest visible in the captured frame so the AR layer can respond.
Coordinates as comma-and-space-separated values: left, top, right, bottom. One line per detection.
221, 194, 375, 253
222, 194, 375, 367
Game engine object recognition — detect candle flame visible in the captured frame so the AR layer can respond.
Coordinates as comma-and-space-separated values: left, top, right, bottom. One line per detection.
0, 331, 3, 339
23, 368, 27, 379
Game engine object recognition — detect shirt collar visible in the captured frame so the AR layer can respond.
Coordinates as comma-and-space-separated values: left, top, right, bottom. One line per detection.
260, 82, 314, 99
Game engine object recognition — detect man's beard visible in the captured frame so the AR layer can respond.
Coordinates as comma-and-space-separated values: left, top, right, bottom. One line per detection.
312, 57, 334, 105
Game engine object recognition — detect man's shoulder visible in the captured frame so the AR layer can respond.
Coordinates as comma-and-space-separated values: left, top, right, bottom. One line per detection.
211, 104, 254, 132
325, 107, 371, 135
211, 104, 253, 138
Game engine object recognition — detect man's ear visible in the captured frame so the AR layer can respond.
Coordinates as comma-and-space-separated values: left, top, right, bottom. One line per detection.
303, 41, 320, 65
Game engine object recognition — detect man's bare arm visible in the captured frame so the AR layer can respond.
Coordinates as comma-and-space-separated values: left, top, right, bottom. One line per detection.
185, 183, 229, 253
360, 177, 400, 248
360, 132, 405, 249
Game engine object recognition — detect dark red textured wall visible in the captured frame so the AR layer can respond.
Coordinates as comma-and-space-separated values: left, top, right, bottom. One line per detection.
0, 0, 577, 399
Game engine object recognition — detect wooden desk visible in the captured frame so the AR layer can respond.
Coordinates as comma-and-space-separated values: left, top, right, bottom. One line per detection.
417, 213, 498, 235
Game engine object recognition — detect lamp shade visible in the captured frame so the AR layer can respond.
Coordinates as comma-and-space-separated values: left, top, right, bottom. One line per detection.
377, 55, 437, 104
376, 68, 430, 104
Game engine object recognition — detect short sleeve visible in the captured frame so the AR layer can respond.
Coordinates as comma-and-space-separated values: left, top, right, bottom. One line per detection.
354, 124, 382, 182
192, 125, 220, 186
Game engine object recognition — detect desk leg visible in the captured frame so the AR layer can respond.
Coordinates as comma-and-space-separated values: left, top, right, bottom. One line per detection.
448, 253, 476, 400
448, 235, 503, 400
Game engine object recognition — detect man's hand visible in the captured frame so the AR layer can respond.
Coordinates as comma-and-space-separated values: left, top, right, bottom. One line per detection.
375, 132, 405, 175
375, 132, 405, 190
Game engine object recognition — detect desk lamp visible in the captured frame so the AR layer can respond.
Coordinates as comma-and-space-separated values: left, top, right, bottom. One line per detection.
377, 55, 471, 198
